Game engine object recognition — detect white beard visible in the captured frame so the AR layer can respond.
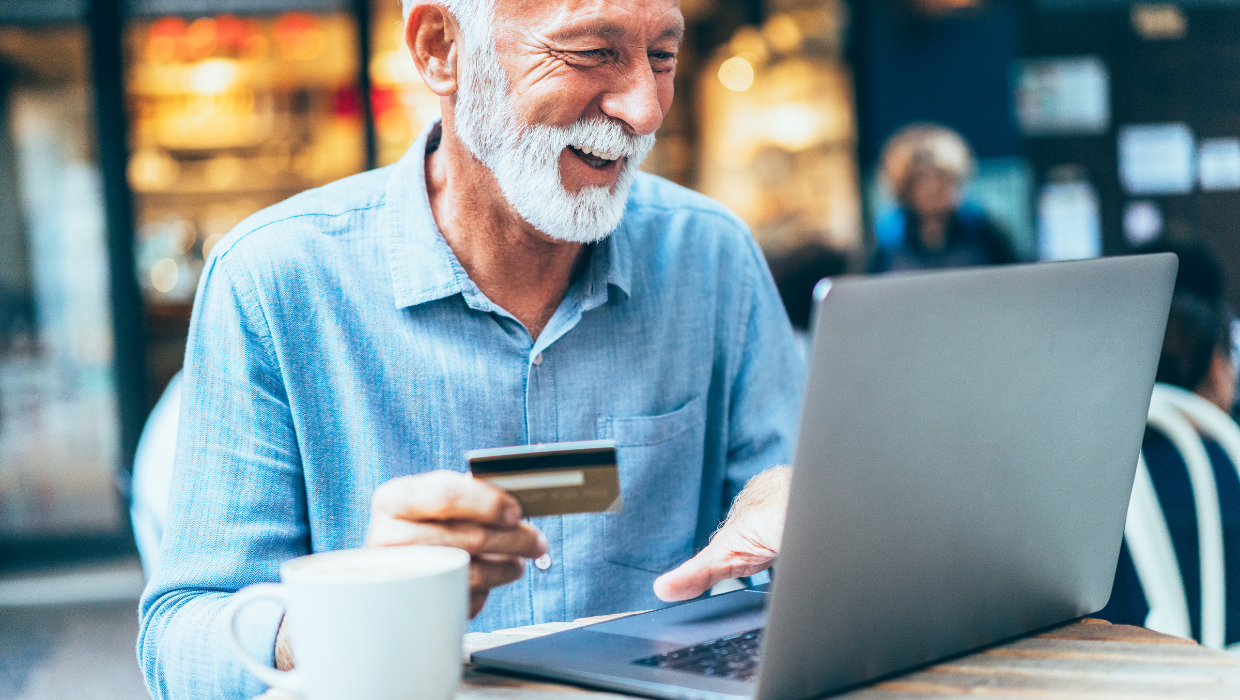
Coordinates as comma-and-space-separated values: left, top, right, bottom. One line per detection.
453, 39, 656, 243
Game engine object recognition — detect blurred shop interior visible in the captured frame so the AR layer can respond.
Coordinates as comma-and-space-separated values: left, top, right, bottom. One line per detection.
5, 0, 1240, 574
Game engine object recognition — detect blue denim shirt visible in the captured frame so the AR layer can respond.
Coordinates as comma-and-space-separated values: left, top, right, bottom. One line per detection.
138, 122, 804, 700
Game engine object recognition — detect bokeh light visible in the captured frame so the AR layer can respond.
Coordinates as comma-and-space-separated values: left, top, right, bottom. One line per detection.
719, 56, 755, 92
150, 258, 180, 293
188, 58, 239, 94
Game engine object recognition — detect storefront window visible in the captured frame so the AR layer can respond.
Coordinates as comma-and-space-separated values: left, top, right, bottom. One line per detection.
697, 0, 862, 253
125, 11, 366, 395
369, 0, 439, 166
0, 26, 121, 538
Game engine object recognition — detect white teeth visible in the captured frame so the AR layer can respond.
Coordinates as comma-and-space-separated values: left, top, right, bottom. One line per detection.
572, 145, 621, 161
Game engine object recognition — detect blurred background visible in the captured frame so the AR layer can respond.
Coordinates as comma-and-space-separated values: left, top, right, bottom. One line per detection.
5, 0, 1240, 696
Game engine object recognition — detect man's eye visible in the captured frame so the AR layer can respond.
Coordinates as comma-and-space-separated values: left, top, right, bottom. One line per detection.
577, 49, 612, 61
649, 51, 677, 70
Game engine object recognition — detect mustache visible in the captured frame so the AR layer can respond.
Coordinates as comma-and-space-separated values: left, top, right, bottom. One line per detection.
532, 117, 656, 160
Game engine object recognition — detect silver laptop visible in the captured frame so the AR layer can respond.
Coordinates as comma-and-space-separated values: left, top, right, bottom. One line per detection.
473, 254, 1177, 700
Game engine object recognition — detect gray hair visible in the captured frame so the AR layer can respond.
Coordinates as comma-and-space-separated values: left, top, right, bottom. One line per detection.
401, 0, 495, 49
404, 0, 509, 161
880, 123, 975, 201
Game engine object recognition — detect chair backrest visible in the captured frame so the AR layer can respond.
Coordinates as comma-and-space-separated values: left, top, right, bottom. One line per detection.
1156, 384, 1240, 489
1124, 384, 1228, 649
1154, 383, 1240, 653
1124, 452, 1192, 639
130, 371, 183, 579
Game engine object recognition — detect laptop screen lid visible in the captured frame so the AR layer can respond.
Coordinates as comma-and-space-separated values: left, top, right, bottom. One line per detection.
756, 255, 1176, 700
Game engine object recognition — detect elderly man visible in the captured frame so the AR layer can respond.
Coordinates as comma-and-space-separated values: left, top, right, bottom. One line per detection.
137, 0, 802, 698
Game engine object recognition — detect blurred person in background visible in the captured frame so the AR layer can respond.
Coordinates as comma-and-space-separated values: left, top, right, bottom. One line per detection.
1139, 239, 1229, 307
1156, 291, 1236, 412
1098, 241, 1240, 644
870, 123, 1017, 273
1135, 240, 1237, 414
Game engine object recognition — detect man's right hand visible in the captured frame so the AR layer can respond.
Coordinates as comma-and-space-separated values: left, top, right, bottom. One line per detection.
365, 470, 547, 617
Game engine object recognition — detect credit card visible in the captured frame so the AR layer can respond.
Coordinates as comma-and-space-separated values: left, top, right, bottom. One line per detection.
466, 440, 622, 518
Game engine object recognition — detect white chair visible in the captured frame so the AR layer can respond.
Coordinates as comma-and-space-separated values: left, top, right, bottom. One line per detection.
1124, 452, 1192, 639
130, 372, 183, 579
1157, 384, 1240, 487
1123, 384, 1232, 649
1155, 383, 1240, 654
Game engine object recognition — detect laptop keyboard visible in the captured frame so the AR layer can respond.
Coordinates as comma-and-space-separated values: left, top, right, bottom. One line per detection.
632, 628, 763, 682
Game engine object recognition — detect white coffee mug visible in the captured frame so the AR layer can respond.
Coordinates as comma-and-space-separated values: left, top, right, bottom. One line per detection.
225, 545, 470, 700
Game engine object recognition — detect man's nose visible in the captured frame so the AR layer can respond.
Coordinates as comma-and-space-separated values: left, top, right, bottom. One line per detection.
599, 61, 664, 137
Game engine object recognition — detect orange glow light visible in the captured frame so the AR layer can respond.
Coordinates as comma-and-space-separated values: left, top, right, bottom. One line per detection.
149, 16, 188, 39
912, 0, 982, 16
215, 15, 262, 58
274, 13, 325, 62
185, 17, 217, 59
147, 17, 188, 64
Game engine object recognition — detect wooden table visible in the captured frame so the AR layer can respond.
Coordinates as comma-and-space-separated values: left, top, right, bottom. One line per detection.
259, 616, 1240, 699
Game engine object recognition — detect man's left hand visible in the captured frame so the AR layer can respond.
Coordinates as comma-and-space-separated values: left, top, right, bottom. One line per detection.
653, 466, 791, 602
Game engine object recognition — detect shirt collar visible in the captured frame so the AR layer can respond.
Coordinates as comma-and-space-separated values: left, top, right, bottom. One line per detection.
604, 217, 632, 300
385, 119, 631, 310
385, 120, 466, 309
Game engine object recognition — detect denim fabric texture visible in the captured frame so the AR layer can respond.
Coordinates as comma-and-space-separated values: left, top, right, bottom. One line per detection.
137, 121, 804, 700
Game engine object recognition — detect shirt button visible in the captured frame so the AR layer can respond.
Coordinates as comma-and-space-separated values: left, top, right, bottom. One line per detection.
532, 352, 543, 366
534, 553, 552, 570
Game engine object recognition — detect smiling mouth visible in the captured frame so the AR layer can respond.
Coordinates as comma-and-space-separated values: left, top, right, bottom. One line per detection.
568, 145, 622, 170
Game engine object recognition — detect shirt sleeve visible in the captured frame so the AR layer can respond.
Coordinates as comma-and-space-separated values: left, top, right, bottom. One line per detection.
138, 247, 310, 700
722, 237, 807, 510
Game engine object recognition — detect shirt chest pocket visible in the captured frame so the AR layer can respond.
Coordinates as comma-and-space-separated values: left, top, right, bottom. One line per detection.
595, 395, 707, 573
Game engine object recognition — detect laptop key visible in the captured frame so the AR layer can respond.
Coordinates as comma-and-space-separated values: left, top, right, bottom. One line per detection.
632, 628, 764, 682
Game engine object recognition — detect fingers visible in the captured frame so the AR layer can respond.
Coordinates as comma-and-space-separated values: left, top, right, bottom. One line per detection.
470, 556, 525, 592
372, 471, 522, 528
654, 469, 790, 602
653, 546, 726, 602
470, 590, 490, 618
367, 517, 547, 558
467, 558, 525, 618
652, 531, 776, 602
366, 471, 548, 557
367, 472, 545, 622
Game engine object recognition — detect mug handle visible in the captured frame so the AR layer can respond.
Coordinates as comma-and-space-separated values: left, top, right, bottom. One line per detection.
225, 583, 306, 696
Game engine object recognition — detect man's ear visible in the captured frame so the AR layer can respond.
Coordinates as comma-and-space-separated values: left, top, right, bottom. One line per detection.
405, 4, 459, 96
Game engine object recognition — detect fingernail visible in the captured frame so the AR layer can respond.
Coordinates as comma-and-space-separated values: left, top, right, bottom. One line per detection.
537, 532, 549, 552
503, 503, 521, 526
